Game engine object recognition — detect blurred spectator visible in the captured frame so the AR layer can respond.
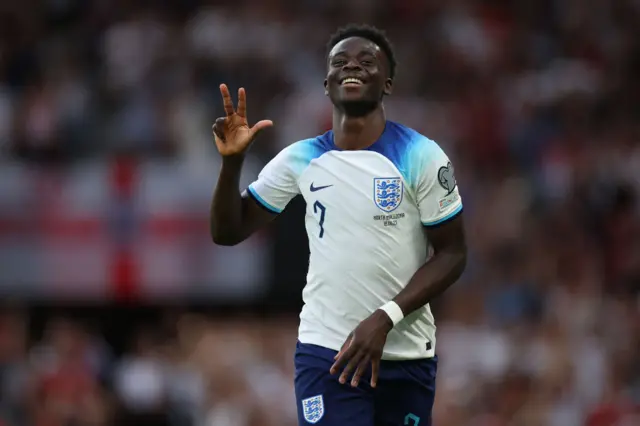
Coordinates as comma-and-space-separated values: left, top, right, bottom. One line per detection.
28, 318, 111, 426
113, 326, 167, 420
0, 307, 30, 426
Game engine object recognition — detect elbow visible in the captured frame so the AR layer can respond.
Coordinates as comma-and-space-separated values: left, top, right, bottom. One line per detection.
437, 244, 467, 281
210, 225, 241, 246
211, 235, 239, 246
456, 249, 468, 277
452, 246, 468, 279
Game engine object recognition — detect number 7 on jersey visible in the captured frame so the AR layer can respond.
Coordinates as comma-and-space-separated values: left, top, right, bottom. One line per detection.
313, 200, 326, 238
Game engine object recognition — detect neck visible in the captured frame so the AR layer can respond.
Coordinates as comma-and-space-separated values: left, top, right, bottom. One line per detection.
332, 105, 386, 150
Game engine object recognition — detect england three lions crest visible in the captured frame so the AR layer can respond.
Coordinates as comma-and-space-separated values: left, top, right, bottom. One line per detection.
301, 395, 324, 424
374, 177, 403, 212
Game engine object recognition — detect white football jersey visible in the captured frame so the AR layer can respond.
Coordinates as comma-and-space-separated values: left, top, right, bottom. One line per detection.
247, 121, 463, 360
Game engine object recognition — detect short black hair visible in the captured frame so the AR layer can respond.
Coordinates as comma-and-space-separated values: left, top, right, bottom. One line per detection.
327, 24, 397, 79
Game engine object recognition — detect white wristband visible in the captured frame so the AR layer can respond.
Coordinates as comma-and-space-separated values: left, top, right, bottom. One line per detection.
379, 301, 404, 326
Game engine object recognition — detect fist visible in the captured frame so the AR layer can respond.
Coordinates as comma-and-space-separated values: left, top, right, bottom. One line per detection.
212, 84, 273, 157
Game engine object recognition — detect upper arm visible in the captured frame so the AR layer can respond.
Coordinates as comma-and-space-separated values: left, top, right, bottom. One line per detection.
423, 213, 466, 256
238, 191, 279, 239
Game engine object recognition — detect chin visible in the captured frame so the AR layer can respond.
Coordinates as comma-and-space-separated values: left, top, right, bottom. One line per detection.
338, 92, 368, 103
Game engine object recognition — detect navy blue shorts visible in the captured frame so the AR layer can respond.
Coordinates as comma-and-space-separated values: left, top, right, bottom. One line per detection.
294, 342, 437, 426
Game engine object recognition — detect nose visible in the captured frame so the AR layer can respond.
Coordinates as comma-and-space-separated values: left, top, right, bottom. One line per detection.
342, 59, 362, 71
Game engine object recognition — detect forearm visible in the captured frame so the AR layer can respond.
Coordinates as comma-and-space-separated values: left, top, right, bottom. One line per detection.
392, 248, 467, 317
210, 156, 245, 245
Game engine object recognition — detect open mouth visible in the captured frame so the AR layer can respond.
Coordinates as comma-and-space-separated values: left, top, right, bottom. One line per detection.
340, 77, 364, 86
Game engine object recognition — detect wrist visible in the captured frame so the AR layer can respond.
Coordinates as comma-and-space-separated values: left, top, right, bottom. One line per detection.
221, 154, 245, 168
371, 310, 394, 335
378, 301, 404, 328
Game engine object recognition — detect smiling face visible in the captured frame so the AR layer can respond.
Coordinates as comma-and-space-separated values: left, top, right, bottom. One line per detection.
325, 36, 393, 117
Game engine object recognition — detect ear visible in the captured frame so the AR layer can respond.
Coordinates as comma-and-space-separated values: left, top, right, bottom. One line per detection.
324, 79, 329, 96
383, 78, 393, 96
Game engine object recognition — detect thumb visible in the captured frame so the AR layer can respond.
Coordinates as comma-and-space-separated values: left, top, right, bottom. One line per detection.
250, 120, 274, 138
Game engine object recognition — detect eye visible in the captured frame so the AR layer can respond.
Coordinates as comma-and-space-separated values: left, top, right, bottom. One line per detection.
361, 60, 373, 66
332, 60, 346, 67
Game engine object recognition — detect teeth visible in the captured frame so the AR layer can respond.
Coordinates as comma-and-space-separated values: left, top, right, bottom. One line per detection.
341, 78, 363, 85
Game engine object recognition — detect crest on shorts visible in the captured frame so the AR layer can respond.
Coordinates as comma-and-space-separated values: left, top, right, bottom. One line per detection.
437, 162, 456, 194
301, 394, 325, 424
373, 177, 403, 212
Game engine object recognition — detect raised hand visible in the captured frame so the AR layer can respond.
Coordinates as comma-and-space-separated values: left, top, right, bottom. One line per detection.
212, 84, 273, 157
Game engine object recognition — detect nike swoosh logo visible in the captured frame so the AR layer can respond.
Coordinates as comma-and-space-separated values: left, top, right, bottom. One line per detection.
310, 183, 333, 192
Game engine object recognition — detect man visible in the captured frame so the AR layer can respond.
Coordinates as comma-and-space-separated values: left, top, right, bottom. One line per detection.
210, 24, 467, 426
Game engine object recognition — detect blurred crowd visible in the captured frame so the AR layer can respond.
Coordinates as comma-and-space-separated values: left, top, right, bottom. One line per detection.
0, 309, 300, 426
1, 0, 639, 425
0, 304, 638, 426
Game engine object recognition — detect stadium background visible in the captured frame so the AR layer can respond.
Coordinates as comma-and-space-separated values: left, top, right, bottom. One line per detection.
0, 0, 639, 425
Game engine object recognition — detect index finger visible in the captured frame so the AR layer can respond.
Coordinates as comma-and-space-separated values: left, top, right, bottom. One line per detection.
330, 344, 356, 375
219, 84, 235, 116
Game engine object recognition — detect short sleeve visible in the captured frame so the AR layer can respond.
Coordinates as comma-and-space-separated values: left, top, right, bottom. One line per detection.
415, 144, 463, 226
246, 139, 323, 213
246, 148, 299, 214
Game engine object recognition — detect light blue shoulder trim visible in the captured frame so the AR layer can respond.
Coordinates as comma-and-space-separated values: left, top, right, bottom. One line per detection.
287, 137, 331, 177
247, 184, 283, 213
